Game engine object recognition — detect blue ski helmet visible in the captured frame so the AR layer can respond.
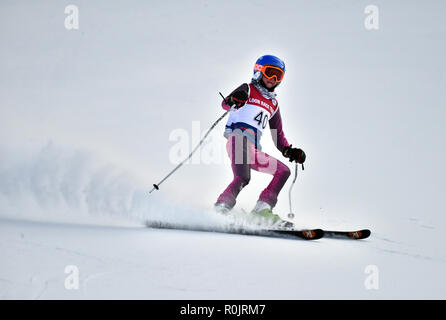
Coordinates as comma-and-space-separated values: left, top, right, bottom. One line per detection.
252, 55, 286, 83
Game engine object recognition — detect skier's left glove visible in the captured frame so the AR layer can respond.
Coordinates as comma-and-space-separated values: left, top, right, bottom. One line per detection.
282, 145, 306, 164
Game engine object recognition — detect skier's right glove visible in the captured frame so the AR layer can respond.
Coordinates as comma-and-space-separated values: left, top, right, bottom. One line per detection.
282, 145, 306, 164
225, 83, 249, 109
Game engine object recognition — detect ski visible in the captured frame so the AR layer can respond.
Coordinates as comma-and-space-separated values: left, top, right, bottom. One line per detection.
268, 228, 371, 240
238, 208, 370, 240
145, 220, 370, 240
145, 220, 324, 240
269, 228, 324, 240
322, 229, 371, 240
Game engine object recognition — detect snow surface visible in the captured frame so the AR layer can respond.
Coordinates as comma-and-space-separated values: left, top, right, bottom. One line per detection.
1, 0, 446, 299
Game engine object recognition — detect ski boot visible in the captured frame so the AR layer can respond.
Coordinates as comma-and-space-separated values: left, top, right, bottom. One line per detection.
214, 202, 232, 215
250, 201, 294, 228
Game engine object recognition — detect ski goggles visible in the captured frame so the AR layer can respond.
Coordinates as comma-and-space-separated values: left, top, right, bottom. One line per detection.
254, 64, 285, 82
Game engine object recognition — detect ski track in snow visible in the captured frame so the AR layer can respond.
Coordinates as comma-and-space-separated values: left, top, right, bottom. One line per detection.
0, 142, 444, 298
1, 210, 446, 299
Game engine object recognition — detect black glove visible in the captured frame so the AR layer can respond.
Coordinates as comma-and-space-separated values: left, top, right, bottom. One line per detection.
225, 83, 249, 109
282, 145, 306, 164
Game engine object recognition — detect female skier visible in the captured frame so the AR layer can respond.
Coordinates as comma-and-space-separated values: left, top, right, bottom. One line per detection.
214, 55, 306, 227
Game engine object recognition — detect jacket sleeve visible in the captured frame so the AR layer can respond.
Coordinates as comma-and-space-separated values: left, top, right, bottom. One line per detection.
269, 108, 290, 153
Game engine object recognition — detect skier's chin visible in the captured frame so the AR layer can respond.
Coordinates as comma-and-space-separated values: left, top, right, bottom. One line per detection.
263, 80, 277, 89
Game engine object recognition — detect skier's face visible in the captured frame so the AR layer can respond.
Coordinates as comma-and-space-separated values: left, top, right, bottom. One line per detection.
262, 76, 277, 89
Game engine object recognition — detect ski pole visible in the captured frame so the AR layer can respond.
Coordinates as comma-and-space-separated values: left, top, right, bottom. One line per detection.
149, 93, 232, 194
288, 162, 304, 219
287, 163, 298, 219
